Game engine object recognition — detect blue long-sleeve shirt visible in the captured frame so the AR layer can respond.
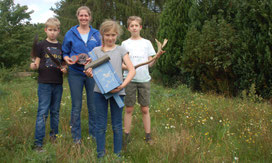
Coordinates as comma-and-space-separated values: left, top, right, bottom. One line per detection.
62, 25, 101, 74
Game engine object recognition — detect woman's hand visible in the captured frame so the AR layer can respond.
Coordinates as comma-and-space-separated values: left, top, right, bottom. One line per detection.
64, 56, 74, 65
84, 68, 93, 78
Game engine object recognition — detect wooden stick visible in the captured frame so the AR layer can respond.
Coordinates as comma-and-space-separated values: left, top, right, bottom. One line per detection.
30, 34, 38, 60
134, 39, 168, 69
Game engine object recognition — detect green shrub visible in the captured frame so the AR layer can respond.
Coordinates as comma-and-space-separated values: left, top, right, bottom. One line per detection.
231, 0, 272, 98
182, 16, 238, 95
157, 0, 272, 98
0, 65, 16, 83
241, 83, 263, 103
156, 0, 193, 86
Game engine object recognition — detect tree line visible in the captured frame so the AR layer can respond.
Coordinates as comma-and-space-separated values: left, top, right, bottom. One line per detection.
1, 0, 272, 98
156, 0, 272, 98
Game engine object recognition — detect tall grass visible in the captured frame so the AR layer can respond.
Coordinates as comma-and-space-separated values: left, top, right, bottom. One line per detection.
0, 73, 271, 162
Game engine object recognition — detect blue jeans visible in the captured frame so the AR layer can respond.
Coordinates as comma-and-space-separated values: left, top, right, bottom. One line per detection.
34, 83, 63, 146
94, 92, 124, 158
68, 69, 96, 142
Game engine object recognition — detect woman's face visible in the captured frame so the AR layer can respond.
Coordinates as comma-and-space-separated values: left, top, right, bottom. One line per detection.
77, 9, 91, 26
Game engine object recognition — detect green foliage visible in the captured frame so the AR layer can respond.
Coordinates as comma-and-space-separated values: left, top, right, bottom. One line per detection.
230, 0, 272, 98
182, 16, 238, 95
53, 0, 165, 43
0, 64, 16, 83
241, 83, 263, 103
157, 0, 272, 98
0, 0, 42, 68
156, 0, 193, 78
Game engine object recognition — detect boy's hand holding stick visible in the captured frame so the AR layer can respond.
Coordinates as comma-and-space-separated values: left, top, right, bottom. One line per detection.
45, 48, 67, 73
134, 38, 168, 69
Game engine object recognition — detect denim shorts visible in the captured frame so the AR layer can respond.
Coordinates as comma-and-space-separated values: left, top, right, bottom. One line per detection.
124, 82, 150, 107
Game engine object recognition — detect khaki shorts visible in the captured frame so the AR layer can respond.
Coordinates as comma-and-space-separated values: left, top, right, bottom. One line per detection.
124, 82, 150, 107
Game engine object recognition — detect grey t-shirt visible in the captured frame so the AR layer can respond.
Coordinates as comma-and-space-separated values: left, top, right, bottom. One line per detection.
92, 45, 128, 95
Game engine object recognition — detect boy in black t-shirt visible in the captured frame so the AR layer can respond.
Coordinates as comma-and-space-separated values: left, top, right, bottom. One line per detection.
30, 17, 67, 152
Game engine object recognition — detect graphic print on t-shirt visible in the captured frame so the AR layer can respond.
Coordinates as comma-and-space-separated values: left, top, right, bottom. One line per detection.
45, 47, 62, 68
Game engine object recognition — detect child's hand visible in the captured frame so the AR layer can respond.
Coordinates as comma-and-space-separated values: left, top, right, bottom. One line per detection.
30, 63, 37, 70
61, 67, 67, 74
110, 85, 124, 93
84, 68, 93, 78
84, 58, 92, 65
157, 50, 166, 58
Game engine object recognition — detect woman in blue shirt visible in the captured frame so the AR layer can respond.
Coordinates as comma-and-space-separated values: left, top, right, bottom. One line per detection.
62, 6, 101, 144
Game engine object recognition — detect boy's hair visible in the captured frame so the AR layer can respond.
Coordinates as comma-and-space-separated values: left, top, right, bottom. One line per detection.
127, 16, 142, 27
45, 17, 60, 29
76, 6, 92, 17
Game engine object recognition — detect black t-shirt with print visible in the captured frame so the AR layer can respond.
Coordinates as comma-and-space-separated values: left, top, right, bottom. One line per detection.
36, 40, 63, 84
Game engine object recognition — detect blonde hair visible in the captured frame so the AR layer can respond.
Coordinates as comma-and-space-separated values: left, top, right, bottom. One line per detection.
76, 6, 92, 17
127, 16, 142, 27
45, 17, 60, 29
100, 19, 123, 49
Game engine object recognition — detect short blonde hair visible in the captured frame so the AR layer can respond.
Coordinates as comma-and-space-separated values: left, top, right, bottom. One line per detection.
45, 17, 60, 29
76, 6, 92, 17
127, 16, 142, 27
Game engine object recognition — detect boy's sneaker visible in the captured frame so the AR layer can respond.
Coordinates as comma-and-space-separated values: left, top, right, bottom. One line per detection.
145, 138, 154, 145
123, 133, 130, 149
49, 135, 57, 144
32, 145, 46, 152
72, 139, 82, 148
145, 133, 154, 145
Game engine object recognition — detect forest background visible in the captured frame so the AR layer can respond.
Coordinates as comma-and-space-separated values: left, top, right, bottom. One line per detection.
1, 0, 272, 99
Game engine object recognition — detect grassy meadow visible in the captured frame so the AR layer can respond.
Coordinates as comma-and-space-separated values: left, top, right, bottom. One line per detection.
0, 72, 272, 162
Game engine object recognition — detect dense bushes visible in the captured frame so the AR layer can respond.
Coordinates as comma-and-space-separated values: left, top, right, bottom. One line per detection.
155, 0, 193, 85
182, 17, 238, 95
156, 0, 272, 98
231, 0, 272, 98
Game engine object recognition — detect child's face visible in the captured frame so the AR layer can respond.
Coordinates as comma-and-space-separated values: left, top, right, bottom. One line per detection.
103, 29, 118, 47
44, 26, 60, 41
77, 9, 91, 26
128, 20, 142, 36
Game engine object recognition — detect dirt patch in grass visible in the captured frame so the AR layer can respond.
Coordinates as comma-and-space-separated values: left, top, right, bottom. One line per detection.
15, 72, 34, 77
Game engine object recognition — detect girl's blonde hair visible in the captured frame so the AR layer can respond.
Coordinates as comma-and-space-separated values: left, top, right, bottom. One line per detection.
100, 19, 123, 50
76, 6, 92, 17
127, 16, 142, 27
45, 17, 60, 29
